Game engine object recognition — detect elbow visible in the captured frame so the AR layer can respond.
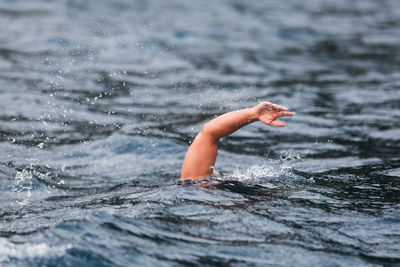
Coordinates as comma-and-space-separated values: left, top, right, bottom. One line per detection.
199, 122, 219, 142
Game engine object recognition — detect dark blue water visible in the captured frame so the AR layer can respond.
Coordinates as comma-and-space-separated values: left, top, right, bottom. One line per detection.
1, 0, 400, 266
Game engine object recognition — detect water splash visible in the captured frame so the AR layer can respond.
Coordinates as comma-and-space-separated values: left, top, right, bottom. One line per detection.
216, 154, 302, 185
13, 165, 34, 206
13, 164, 55, 206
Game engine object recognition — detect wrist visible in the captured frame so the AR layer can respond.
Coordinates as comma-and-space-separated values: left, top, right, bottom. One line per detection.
247, 107, 259, 122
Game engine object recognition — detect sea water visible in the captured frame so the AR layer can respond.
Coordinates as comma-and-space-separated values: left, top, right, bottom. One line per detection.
0, 0, 399, 265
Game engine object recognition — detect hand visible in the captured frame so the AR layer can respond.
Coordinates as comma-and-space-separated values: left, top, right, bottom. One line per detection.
252, 102, 294, 127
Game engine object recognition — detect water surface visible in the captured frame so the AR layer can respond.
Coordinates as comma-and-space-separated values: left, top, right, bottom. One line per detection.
0, 0, 400, 266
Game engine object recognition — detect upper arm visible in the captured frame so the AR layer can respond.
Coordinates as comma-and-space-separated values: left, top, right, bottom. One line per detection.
180, 129, 219, 180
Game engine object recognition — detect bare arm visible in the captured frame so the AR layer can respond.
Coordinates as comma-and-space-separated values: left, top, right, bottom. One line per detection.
180, 102, 294, 181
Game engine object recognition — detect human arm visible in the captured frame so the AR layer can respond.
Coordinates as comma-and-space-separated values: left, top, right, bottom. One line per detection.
180, 102, 294, 181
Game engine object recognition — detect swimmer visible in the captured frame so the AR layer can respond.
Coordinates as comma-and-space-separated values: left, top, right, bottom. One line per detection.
181, 101, 294, 181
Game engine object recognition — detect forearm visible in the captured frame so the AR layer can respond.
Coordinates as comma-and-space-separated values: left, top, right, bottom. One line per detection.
201, 108, 258, 141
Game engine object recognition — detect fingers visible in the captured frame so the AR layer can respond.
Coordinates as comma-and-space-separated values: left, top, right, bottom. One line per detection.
260, 102, 289, 111
274, 103, 289, 111
279, 111, 295, 117
270, 120, 286, 127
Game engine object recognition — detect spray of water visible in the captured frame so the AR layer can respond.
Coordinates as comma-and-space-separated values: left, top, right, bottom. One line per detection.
214, 153, 303, 185
13, 164, 58, 206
